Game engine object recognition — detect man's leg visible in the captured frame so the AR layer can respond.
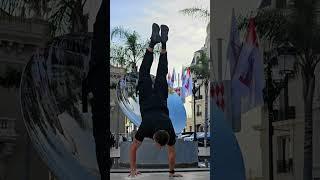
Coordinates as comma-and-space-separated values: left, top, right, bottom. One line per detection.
138, 23, 161, 103
154, 25, 169, 102
138, 48, 154, 102
154, 50, 168, 100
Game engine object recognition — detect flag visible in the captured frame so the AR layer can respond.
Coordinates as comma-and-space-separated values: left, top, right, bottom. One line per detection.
232, 18, 264, 114
180, 67, 186, 98
185, 67, 193, 96
181, 67, 192, 97
171, 68, 175, 87
167, 71, 171, 86
181, 67, 186, 90
181, 67, 185, 83
174, 87, 181, 95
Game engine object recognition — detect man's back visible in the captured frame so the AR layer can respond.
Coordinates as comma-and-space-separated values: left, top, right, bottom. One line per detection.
136, 109, 176, 146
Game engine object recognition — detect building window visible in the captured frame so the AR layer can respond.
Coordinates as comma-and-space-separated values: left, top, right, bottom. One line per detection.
196, 124, 201, 132
197, 104, 202, 116
0, 120, 8, 129
276, 0, 286, 9
195, 95, 203, 100
276, 135, 293, 173
189, 126, 192, 132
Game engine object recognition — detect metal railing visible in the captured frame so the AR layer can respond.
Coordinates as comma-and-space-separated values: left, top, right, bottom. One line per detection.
0, 117, 17, 138
277, 159, 293, 173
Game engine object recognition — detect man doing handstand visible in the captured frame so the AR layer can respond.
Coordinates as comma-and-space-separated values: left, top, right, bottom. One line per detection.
129, 23, 183, 178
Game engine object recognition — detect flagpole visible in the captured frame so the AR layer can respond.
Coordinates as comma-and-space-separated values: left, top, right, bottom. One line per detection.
217, 38, 223, 81
178, 72, 180, 88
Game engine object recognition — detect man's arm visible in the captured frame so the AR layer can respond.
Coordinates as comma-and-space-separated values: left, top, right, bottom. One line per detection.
167, 145, 183, 177
129, 138, 141, 171
167, 145, 176, 172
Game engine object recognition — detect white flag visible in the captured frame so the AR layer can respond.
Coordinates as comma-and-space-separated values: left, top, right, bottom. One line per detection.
182, 67, 193, 97
233, 18, 265, 113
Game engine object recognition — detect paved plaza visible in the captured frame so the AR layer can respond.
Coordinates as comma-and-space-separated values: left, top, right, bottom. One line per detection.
110, 171, 210, 180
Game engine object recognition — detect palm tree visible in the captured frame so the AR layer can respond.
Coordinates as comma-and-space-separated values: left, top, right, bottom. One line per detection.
110, 44, 128, 70
111, 26, 146, 72
0, 0, 88, 36
23, 0, 51, 18
48, 0, 88, 35
180, 5, 210, 149
239, 1, 320, 179
179, 7, 210, 22
0, 0, 23, 16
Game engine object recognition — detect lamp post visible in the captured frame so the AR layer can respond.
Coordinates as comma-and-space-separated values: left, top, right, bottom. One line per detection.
193, 88, 196, 141
110, 101, 116, 148
115, 104, 120, 149
192, 79, 204, 141
263, 41, 295, 180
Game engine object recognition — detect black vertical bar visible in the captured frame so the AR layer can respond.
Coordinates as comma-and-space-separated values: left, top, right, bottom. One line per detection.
193, 89, 197, 141
267, 62, 274, 180
89, 0, 109, 179
284, 75, 289, 120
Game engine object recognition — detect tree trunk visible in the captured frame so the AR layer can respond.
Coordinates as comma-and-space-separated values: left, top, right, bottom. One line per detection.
302, 72, 315, 180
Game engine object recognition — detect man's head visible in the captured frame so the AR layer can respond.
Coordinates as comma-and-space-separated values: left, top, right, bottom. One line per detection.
153, 130, 170, 148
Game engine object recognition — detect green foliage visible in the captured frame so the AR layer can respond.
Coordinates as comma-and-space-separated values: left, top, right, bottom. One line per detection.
189, 51, 209, 79
111, 26, 147, 69
0, 0, 88, 37
238, 9, 288, 46
179, 7, 210, 22
238, 1, 320, 60
110, 44, 128, 68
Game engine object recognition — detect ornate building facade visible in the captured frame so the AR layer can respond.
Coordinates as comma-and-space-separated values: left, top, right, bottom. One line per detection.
0, 11, 52, 180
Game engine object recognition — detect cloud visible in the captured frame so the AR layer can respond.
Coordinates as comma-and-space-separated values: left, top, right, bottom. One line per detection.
111, 0, 210, 75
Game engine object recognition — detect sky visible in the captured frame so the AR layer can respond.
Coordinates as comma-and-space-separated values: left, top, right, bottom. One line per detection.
110, 0, 210, 75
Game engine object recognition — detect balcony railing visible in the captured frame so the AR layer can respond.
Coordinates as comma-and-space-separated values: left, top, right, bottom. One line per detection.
277, 159, 293, 173
273, 106, 296, 121
195, 95, 203, 100
0, 118, 17, 139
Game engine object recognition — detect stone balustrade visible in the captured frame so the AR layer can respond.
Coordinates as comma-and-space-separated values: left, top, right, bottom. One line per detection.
0, 117, 17, 158
0, 117, 17, 140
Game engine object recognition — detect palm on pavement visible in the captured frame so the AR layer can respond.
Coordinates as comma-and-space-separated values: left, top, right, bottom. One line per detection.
128, 170, 141, 177
169, 173, 183, 177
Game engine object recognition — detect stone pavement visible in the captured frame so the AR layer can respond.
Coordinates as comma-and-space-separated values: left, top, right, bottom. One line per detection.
110, 171, 210, 180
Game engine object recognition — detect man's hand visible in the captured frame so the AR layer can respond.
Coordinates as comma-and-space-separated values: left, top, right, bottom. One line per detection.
169, 173, 183, 177
128, 169, 141, 177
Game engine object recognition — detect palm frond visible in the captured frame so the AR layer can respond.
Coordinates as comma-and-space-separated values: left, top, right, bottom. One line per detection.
111, 26, 130, 40
179, 7, 210, 21
190, 51, 209, 79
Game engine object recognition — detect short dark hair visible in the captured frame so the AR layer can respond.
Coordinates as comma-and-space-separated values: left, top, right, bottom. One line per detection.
153, 130, 170, 146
